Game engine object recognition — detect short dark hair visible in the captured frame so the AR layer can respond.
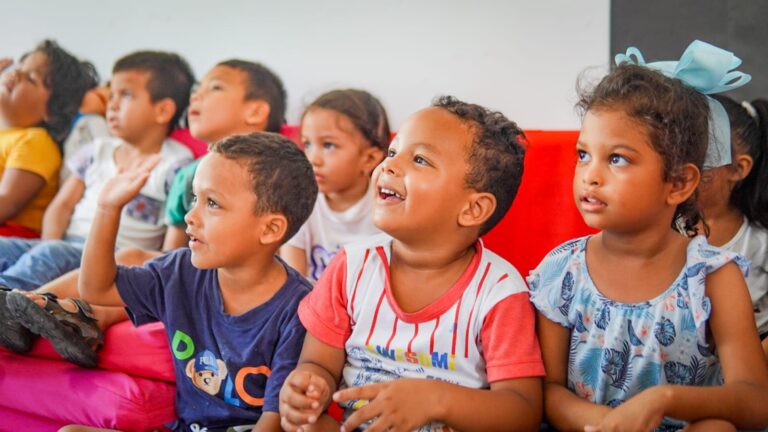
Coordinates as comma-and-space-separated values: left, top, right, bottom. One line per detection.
432, 96, 526, 236
25, 40, 99, 145
209, 132, 317, 242
217, 60, 286, 133
711, 95, 768, 229
304, 89, 391, 151
577, 63, 710, 233
113, 51, 195, 133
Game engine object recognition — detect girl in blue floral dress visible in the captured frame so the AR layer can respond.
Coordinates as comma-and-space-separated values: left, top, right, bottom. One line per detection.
529, 41, 768, 432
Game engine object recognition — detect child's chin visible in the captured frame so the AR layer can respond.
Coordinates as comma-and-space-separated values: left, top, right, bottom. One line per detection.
189, 254, 214, 270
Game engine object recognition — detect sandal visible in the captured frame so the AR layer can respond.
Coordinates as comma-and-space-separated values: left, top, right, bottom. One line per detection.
7, 291, 103, 368
0, 286, 36, 353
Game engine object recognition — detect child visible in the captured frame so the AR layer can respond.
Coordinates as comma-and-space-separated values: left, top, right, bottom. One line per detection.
0, 40, 96, 238
74, 132, 317, 431
529, 42, 768, 431
1, 59, 286, 368
282, 89, 389, 282
698, 95, 768, 359
280, 96, 544, 431
0, 50, 193, 362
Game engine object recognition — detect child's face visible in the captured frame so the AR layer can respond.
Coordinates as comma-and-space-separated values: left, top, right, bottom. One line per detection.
184, 153, 270, 269
0, 51, 50, 127
107, 70, 163, 143
574, 109, 674, 232
189, 65, 263, 143
371, 107, 474, 240
302, 107, 381, 195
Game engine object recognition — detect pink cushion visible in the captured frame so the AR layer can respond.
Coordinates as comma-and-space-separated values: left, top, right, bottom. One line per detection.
0, 405, 65, 431
0, 351, 176, 429
19, 320, 175, 382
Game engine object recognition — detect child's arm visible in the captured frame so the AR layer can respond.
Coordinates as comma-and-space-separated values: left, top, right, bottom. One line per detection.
335, 376, 541, 431
161, 225, 188, 251
0, 168, 47, 224
251, 412, 281, 432
537, 312, 612, 430
79, 156, 161, 307
279, 333, 346, 431
590, 262, 768, 431
280, 245, 308, 277
41, 176, 85, 240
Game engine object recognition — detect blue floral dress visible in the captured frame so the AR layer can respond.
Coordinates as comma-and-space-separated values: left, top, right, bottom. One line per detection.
528, 235, 748, 430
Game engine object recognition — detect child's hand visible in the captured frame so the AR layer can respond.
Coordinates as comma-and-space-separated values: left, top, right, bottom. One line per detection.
333, 379, 436, 432
97, 155, 161, 212
279, 369, 331, 431
583, 386, 666, 432
0, 58, 12, 74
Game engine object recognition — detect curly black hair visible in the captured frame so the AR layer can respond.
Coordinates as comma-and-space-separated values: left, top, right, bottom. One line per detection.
711, 95, 768, 229
24, 40, 99, 145
304, 89, 391, 151
113, 51, 195, 133
209, 132, 317, 243
432, 95, 526, 236
217, 60, 286, 133
577, 63, 710, 235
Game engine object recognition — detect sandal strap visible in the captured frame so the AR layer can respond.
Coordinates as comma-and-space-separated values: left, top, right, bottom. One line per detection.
41, 294, 103, 350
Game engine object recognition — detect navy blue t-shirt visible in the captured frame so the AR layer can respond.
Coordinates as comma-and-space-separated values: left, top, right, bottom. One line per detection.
115, 248, 311, 431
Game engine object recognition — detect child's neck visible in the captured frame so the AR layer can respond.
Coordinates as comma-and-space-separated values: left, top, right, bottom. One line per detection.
324, 180, 369, 212
701, 204, 744, 246
388, 238, 476, 313
216, 254, 287, 316
122, 128, 168, 155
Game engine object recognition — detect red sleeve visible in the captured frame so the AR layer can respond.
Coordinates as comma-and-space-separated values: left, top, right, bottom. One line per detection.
481, 292, 546, 382
298, 250, 351, 349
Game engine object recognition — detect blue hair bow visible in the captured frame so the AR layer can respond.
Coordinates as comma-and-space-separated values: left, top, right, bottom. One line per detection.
615, 40, 752, 168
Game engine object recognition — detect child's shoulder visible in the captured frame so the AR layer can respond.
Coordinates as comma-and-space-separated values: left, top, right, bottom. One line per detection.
686, 235, 749, 279
161, 136, 194, 160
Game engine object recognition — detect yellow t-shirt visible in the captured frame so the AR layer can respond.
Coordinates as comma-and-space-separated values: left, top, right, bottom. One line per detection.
0, 128, 61, 232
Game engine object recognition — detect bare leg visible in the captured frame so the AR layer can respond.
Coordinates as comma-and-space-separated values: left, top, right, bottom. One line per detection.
59, 425, 119, 432
683, 419, 737, 432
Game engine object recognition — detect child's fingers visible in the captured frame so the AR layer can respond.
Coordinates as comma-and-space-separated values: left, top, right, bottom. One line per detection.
0, 58, 12, 72
279, 405, 319, 430
333, 382, 382, 403
139, 154, 162, 172
285, 370, 315, 392
281, 386, 322, 411
340, 399, 379, 431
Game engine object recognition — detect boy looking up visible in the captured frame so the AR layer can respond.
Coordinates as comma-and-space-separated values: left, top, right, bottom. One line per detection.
280, 97, 545, 431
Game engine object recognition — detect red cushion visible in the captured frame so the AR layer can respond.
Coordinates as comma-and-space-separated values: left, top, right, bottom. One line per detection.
483, 130, 596, 276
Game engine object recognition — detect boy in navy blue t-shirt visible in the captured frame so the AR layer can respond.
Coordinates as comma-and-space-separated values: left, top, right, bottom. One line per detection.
74, 133, 318, 431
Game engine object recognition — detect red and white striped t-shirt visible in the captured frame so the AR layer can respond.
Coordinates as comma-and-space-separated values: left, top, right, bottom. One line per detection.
298, 235, 544, 394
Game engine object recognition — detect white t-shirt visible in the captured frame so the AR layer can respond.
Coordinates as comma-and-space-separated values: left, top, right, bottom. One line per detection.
65, 137, 193, 250
60, 114, 111, 182
721, 217, 768, 335
286, 188, 380, 283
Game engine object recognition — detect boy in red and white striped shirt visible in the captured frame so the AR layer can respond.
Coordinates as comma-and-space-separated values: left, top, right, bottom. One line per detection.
280, 96, 545, 432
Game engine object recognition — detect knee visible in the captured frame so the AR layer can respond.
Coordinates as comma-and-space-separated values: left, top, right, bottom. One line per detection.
34, 240, 77, 256
115, 247, 156, 266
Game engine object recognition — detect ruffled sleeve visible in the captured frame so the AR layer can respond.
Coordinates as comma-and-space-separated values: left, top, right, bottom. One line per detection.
685, 235, 750, 340
527, 238, 587, 328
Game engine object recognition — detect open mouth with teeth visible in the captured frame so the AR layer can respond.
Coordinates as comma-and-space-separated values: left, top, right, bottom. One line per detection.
378, 186, 404, 201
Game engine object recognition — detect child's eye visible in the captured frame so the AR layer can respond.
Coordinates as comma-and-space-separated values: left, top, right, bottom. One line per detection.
323, 142, 336, 150
386, 149, 396, 158
210, 83, 223, 91
609, 154, 629, 166
207, 198, 219, 209
302, 140, 311, 149
413, 155, 429, 166
577, 149, 591, 162
190, 193, 198, 204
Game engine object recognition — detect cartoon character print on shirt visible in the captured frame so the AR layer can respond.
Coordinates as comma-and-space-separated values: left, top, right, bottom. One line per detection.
309, 244, 337, 281
186, 349, 228, 396
125, 193, 164, 225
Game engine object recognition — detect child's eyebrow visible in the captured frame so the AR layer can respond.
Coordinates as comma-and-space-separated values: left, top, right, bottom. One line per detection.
608, 143, 641, 154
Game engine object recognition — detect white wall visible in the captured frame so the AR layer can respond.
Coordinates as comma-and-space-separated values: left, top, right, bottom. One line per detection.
2, 0, 610, 130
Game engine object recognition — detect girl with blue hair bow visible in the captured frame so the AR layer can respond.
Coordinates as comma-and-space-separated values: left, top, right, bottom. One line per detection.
528, 41, 768, 431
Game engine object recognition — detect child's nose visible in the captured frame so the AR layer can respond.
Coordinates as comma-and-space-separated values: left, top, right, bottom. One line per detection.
581, 162, 602, 186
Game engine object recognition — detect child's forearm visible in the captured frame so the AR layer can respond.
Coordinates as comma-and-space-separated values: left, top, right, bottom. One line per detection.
432, 378, 542, 431
78, 206, 122, 306
40, 202, 74, 240
543, 382, 611, 431
653, 383, 768, 429
251, 411, 281, 432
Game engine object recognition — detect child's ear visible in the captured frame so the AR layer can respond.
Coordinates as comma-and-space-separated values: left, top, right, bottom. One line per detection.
245, 100, 271, 130
360, 146, 385, 177
729, 154, 754, 182
667, 163, 701, 206
154, 98, 177, 125
458, 192, 496, 229
259, 213, 289, 245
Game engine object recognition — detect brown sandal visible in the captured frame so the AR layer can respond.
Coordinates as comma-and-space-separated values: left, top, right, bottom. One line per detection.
0, 286, 36, 353
7, 291, 103, 368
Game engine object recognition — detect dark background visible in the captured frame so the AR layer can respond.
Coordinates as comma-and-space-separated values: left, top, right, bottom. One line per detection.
611, 0, 767, 101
